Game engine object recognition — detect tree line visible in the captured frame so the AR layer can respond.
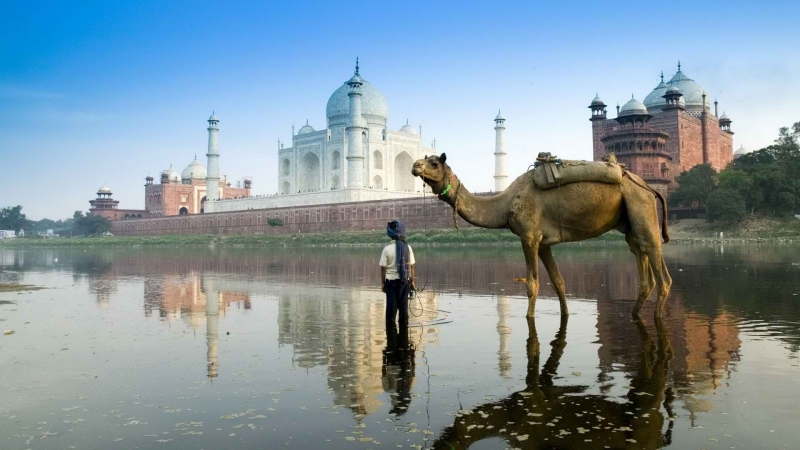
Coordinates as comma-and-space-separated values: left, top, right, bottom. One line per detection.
0, 207, 112, 237
669, 121, 800, 223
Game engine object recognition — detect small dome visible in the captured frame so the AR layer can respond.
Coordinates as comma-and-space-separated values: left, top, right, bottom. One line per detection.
399, 120, 417, 134
98, 185, 112, 194
734, 145, 749, 156
495, 110, 506, 121
665, 86, 681, 95
589, 94, 605, 106
182, 157, 207, 180
347, 73, 364, 85
208, 113, 218, 121
619, 95, 648, 116
719, 111, 730, 121
164, 166, 180, 183
298, 121, 316, 135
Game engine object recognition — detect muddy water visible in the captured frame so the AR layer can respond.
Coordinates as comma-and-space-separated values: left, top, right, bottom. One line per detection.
1, 243, 799, 449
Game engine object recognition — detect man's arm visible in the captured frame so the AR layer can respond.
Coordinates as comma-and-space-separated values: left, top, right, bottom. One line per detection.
381, 266, 387, 292
410, 264, 416, 290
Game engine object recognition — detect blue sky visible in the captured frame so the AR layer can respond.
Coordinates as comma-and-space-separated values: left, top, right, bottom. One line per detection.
2, 0, 799, 219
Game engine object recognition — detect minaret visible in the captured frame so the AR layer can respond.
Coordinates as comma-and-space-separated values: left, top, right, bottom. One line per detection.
493, 110, 508, 191
345, 58, 368, 188
205, 113, 220, 201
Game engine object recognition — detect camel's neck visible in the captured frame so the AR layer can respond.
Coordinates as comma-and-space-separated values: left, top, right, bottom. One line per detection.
439, 176, 514, 229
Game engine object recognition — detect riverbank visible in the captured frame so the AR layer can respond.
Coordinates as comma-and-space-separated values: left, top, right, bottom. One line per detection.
0, 228, 624, 248
2, 217, 797, 247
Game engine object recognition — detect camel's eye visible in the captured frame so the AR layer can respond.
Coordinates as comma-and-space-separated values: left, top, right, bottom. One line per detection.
432, 162, 438, 168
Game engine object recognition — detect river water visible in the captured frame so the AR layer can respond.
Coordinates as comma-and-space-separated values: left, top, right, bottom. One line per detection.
1, 243, 799, 449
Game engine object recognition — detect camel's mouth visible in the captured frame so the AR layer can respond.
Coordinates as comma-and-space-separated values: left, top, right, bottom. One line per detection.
411, 166, 425, 177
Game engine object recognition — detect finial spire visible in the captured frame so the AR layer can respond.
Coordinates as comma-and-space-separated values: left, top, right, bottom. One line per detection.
660, 71, 664, 82
355, 57, 359, 75
306, 119, 308, 125
406, 118, 409, 125
677, 60, 681, 71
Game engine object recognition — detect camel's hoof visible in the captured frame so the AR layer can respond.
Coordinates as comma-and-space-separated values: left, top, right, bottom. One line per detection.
631, 310, 642, 318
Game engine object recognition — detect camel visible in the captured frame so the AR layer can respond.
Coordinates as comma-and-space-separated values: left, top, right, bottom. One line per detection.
412, 153, 671, 318
431, 317, 675, 449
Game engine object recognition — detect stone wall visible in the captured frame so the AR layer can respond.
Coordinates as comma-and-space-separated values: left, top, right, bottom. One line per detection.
112, 195, 477, 236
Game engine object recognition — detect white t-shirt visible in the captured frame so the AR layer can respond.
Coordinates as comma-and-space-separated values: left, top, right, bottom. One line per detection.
379, 242, 415, 280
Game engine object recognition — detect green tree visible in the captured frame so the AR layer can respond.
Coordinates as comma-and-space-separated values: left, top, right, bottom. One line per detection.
0, 205, 28, 232
72, 211, 112, 236
717, 169, 760, 215
669, 164, 717, 213
706, 189, 746, 223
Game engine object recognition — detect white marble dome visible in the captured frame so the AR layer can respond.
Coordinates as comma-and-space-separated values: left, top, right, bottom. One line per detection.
297, 123, 316, 135
667, 68, 707, 109
326, 77, 389, 123
399, 121, 417, 134
643, 77, 670, 110
734, 145, 750, 157
164, 166, 180, 183
619, 96, 648, 116
182, 158, 207, 180
98, 185, 112, 194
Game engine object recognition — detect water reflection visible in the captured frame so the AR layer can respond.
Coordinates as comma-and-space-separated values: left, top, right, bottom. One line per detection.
434, 317, 673, 449
2, 244, 799, 449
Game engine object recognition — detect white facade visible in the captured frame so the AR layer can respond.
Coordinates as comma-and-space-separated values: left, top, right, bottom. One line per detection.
278, 64, 431, 198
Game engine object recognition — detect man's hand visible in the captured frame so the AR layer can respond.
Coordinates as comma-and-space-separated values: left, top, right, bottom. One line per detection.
410, 280, 416, 291
381, 283, 386, 293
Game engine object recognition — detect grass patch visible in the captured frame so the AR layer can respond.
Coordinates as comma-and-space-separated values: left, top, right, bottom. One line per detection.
0, 284, 45, 293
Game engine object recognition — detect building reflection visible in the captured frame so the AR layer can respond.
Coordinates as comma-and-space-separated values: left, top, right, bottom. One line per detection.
276, 285, 439, 417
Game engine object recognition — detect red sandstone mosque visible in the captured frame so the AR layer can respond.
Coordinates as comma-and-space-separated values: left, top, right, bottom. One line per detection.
590, 62, 734, 198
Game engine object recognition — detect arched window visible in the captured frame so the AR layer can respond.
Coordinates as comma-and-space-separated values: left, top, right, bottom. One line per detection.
331, 175, 341, 189
373, 175, 383, 189
373, 150, 382, 169
331, 151, 341, 170
179, 207, 189, 215
281, 158, 291, 176
281, 181, 291, 195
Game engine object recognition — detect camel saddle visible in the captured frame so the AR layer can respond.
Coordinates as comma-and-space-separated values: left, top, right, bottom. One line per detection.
532, 152, 623, 190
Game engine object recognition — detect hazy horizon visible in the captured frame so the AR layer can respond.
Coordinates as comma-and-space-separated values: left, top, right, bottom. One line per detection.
3, 0, 799, 220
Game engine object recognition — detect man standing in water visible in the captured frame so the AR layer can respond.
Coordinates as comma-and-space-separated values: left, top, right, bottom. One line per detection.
380, 220, 416, 326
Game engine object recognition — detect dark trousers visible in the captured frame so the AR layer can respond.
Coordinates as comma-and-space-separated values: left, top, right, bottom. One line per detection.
385, 279, 410, 326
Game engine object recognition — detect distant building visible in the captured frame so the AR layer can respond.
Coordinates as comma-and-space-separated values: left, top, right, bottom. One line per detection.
590, 62, 735, 198
88, 185, 146, 221
0, 230, 16, 239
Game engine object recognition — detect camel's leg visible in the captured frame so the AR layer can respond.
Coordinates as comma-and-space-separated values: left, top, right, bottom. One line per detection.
521, 233, 542, 319
642, 240, 671, 318
626, 233, 655, 316
539, 245, 568, 315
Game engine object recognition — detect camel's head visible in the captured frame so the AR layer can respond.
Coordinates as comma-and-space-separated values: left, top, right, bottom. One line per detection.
412, 153, 452, 195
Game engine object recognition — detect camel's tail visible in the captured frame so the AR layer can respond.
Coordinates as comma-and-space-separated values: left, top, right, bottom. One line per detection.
654, 189, 669, 243
623, 171, 670, 244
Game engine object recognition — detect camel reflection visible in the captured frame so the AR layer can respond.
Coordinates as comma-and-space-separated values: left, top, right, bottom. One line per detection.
433, 317, 673, 450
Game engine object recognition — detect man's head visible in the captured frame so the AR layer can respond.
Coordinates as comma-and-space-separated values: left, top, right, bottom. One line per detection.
387, 220, 407, 241
412, 153, 451, 195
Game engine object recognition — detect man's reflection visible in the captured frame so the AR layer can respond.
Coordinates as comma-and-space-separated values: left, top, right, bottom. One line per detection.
433, 317, 673, 449
382, 322, 415, 415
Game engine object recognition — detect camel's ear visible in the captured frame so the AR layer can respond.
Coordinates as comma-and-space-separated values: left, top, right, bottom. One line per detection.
424, 155, 428, 159
439, 153, 447, 164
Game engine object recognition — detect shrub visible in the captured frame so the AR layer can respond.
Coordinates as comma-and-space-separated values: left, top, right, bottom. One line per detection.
707, 189, 746, 223
267, 218, 284, 227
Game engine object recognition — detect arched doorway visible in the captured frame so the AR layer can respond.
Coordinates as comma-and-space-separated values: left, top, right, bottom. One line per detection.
373, 175, 383, 190
394, 152, 415, 191
331, 151, 341, 169
331, 175, 341, 189
200, 196, 206, 213
179, 207, 189, 215
300, 152, 320, 192
281, 181, 291, 194
373, 150, 383, 169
